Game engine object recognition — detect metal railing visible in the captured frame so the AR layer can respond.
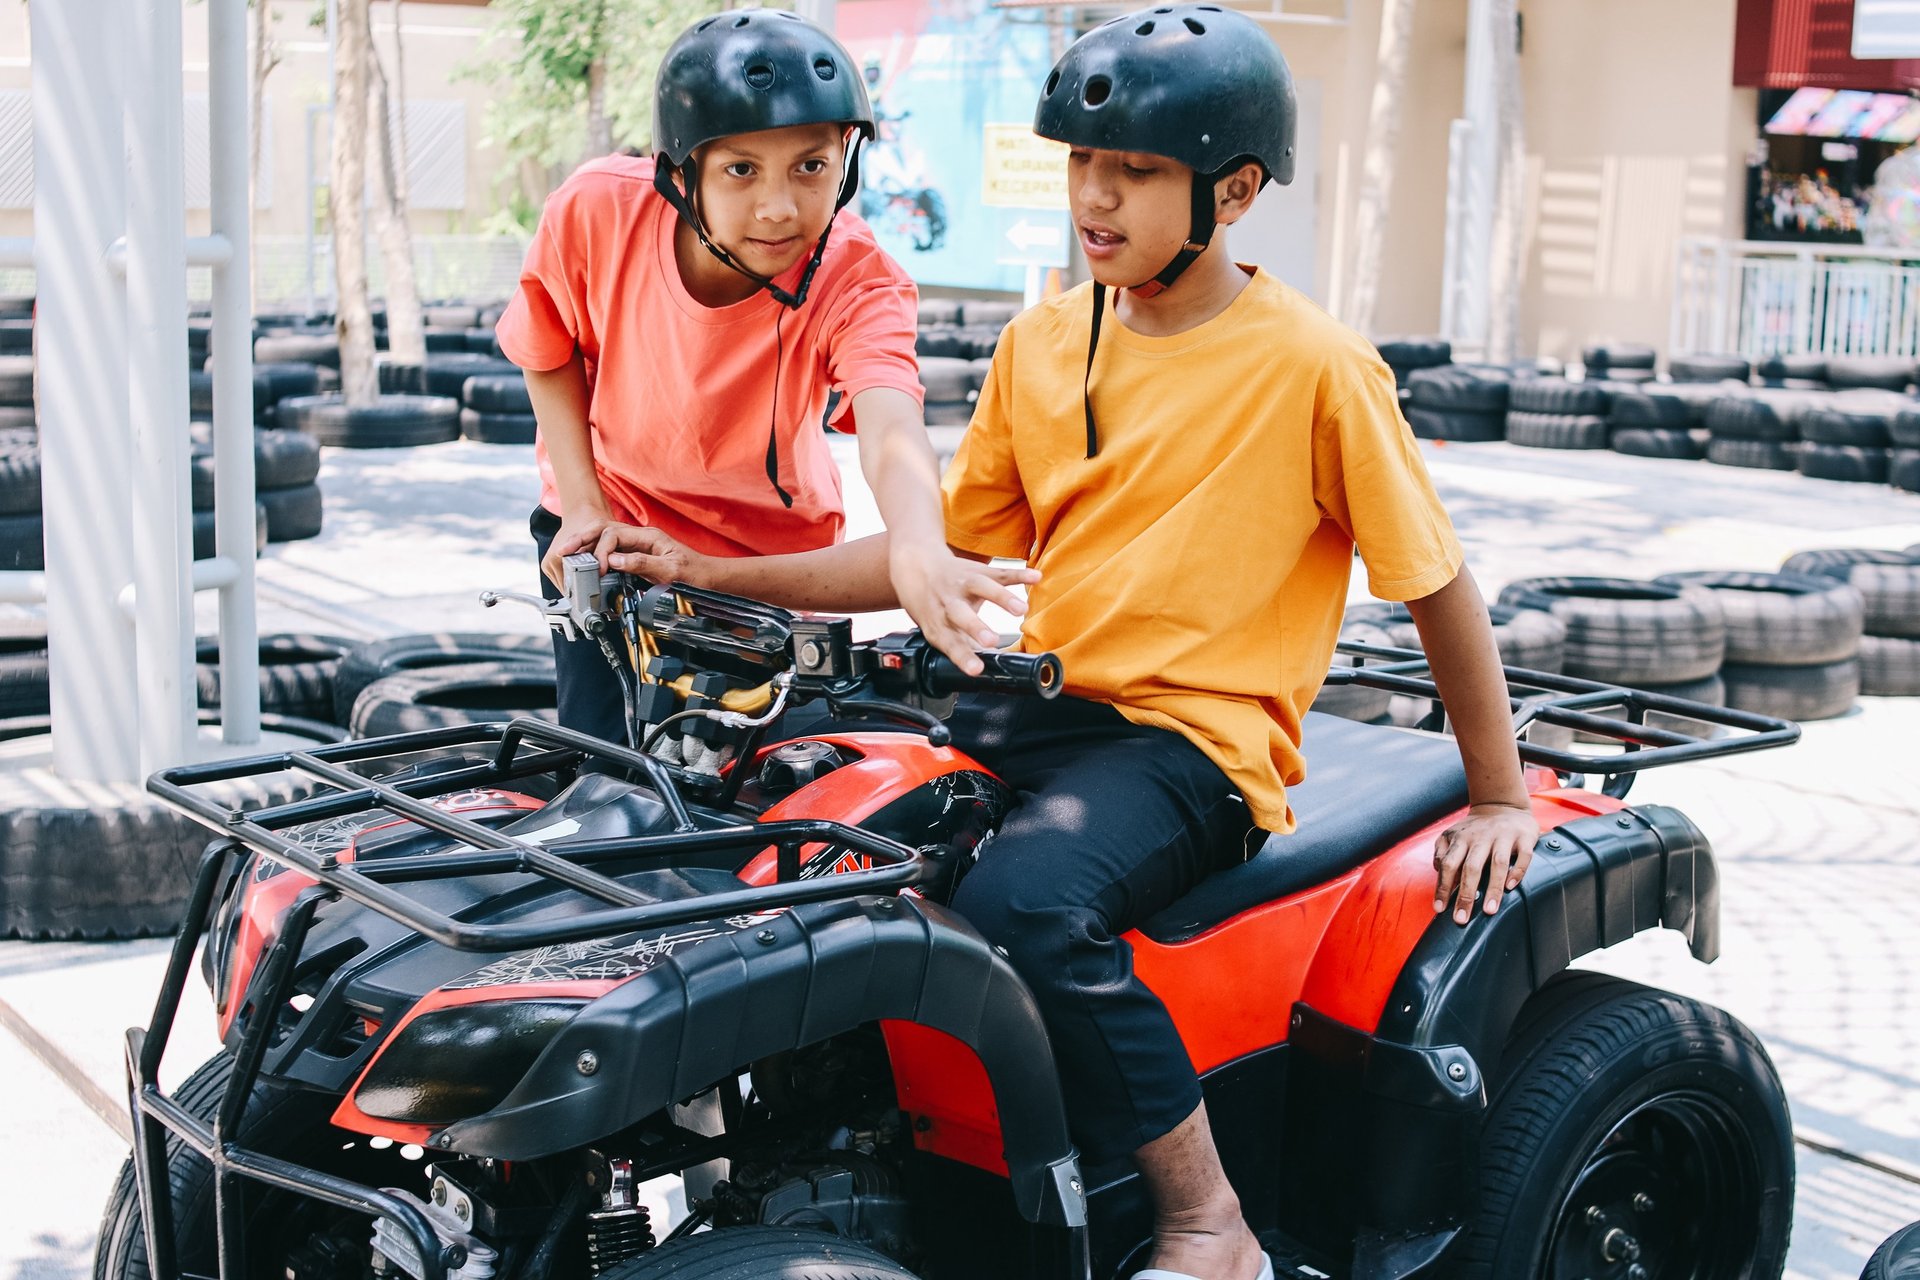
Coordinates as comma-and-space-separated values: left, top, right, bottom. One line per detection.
1672, 235, 1920, 359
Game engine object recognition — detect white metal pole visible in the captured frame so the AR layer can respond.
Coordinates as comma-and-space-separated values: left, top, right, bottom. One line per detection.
211, 0, 263, 746
31, 0, 139, 782
127, 0, 199, 774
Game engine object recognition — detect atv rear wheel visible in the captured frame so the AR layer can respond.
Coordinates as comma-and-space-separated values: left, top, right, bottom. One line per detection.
1455, 972, 1793, 1279
600, 1226, 919, 1279
94, 1052, 416, 1280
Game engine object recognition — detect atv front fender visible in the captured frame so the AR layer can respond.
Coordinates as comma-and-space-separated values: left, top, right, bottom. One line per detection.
1291, 803, 1718, 1277
431, 894, 1087, 1229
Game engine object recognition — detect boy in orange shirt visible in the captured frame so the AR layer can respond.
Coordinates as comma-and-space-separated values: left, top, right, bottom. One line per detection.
603, 9, 1537, 1277
499, 9, 1031, 747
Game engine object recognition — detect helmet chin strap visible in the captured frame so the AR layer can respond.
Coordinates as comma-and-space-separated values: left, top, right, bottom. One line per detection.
651, 133, 866, 311
1082, 169, 1218, 456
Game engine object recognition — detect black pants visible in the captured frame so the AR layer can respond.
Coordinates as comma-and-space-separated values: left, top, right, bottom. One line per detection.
532, 506, 631, 754
945, 693, 1256, 1164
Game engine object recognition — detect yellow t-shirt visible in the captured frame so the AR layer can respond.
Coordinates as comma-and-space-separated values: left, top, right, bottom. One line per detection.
942, 269, 1464, 833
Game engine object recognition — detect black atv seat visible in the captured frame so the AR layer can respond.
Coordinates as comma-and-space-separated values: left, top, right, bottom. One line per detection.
1139, 712, 1469, 943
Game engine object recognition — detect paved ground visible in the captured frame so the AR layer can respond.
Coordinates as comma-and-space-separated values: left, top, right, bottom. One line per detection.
3, 432, 1919, 1277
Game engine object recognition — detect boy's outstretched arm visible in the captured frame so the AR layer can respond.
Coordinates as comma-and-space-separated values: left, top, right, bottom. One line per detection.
1403, 567, 1541, 924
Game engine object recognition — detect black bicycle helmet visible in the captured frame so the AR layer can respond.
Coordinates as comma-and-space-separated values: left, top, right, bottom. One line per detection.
652, 8, 876, 309
1036, 4, 1298, 456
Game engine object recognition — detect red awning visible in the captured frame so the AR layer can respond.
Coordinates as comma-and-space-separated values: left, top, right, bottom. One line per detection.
1735, 0, 1920, 90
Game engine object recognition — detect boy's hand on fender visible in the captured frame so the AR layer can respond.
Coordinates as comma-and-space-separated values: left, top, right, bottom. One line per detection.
891, 542, 1040, 676
1432, 802, 1539, 924
597, 523, 712, 587
542, 508, 613, 589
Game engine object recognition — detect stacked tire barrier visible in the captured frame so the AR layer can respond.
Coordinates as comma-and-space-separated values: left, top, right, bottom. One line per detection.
1405, 365, 1512, 442
462, 373, 537, 445
1654, 572, 1864, 720
1580, 343, 1658, 384
341, 634, 557, 738
1890, 404, 1920, 494
189, 425, 323, 544
1703, 390, 1811, 471
1797, 391, 1906, 484
1506, 378, 1610, 451
916, 298, 1016, 362
1377, 337, 1452, 407
1606, 384, 1715, 460
918, 356, 979, 427
1781, 547, 1920, 697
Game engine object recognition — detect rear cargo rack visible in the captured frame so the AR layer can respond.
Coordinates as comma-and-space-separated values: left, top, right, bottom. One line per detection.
1328, 639, 1801, 797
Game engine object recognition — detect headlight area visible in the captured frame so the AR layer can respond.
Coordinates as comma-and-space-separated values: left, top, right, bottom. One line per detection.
350, 999, 587, 1126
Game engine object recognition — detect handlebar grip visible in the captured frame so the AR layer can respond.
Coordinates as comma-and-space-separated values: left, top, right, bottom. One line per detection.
924, 650, 1064, 699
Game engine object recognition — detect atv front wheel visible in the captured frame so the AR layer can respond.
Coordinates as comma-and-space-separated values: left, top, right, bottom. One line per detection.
1455, 972, 1794, 1278
601, 1227, 919, 1279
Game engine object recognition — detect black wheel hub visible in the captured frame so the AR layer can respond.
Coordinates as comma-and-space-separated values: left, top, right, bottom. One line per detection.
1548, 1092, 1761, 1280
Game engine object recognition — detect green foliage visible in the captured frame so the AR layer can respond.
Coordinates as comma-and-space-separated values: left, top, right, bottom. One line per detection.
462, 0, 728, 173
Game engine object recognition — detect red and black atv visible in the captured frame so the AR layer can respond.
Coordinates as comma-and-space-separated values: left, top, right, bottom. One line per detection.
104, 558, 1803, 1280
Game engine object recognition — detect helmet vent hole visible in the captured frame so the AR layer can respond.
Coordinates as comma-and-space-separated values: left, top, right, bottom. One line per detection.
733, 13, 751, 26
746, 62, 776, 90
1184, 16, 1206, 32
696, 16, 718, 31
1136, 20, 1155, 34
814, 56, 837, 81
1045, 68, 1061, 95
1154, 6, 1172, 11
1197, 4, 1222, 9
1084, 75, 1112, 107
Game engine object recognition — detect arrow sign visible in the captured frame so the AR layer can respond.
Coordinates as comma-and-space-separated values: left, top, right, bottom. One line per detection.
997, 211, 1070, 268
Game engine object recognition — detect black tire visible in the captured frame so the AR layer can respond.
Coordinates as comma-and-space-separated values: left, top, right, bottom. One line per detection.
1344, 601, 1567, 672
249, 362, 325, 414
1505, 411, 1609, 450
0, 510, 43, 569
917, 356, 974, 404
1668, 353, 1751, 383
1894, 449, 1920, 493
460, 408, 539, 445
375, 359, 424, 394
196, 633, 356, 723
422, 326, 471, 353
961, 299, 1020, 330
463, 373, 532, 414
1406, 406, 1505, 443
187, 370, 214, 415
1780, 549, 1920, 638
1509, 378, 1611, 415
600, 1228, 918, 1280
1798, 442, 1891, 483
1704, 391, 1811, 442
464, 326, 505, 357
1801, 392, 1903, 446
0, 294, 32, 318
923, 401, 974, 427
1892, 409, 1920, 448
350, 660, 560, 737
0, 319, 33, 355
1756, 352, 1827, 382
424, 356, 518, 398
93, 1051, 416, 1280
190, 503, 268, 560
915, 326, 965, 359
1604, 368, 1659, 384
1720, 659, 1859, 721
956, 324, 1002, 360
331, 632, 554, 724
0, 714, 340, 939
253, 333, 340, 367
1611, 427, 1706, 460
423, 303, 481, 328
1579, 342, 1658, 370
917, 299, 962, 326
1454, 973, 1793, 1279
1606, 387, 1696, 428
1497, 576, 1726, 685
1825, 354, 1915, 391
0, 619, 48, 718
1407, 365, 1512, 413
0, 405, 34, 429
277, 394, 461, 448
0, 442, 40, 514
1706, 437, 1797, 470
1860, 634, 1920, 696
1653, 570, 1864, 666
1375, 336, 1452, 369
1861, 1221, 1920, 1280
261, 483, 323, 542
0, 354, 35, 406
188, 428, 322, 509
1311, 622, 1398, 723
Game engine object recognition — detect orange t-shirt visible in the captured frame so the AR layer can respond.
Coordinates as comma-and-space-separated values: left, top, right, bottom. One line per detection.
943, 271, 1465, 832
497, 156, 924, 557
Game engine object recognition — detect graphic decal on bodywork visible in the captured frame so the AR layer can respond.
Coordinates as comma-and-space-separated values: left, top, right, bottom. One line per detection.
442, 911, 788, 989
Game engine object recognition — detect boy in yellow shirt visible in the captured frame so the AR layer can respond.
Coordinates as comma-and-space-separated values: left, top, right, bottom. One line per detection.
601, 8, 1537, 1276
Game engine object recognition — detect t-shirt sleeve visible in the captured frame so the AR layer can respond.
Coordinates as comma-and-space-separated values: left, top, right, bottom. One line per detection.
1312, 360, 1465, 602
495, 206, 582, 372
942, 344, 1035, 560
822, 255, 923, 432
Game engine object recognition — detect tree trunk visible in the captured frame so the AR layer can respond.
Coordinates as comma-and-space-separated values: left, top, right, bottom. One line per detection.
368, 24, 424, 367
1346, 0, 1416, 338
249, 0, 280, 315
584, 56, 613, 164
389, 0, 410, 205
1486, 0, 1526, 364
332, 0, 377, 406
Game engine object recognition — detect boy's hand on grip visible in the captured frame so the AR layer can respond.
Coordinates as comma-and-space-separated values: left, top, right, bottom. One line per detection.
597, 523, 711, 587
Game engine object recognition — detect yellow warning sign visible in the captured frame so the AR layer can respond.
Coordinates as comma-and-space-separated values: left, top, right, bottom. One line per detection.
982, 125, 1070, 211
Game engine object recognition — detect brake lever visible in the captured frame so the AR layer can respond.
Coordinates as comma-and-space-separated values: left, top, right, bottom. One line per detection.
480, 588, 584, 642
825, 695, 952, 747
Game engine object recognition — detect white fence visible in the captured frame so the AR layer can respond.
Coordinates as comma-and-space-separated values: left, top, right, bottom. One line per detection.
1672, 236, 1920, 359
0, 234, 531, 314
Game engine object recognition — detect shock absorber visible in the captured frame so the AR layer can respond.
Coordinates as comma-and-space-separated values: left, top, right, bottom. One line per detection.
586, 1158, 655, 1273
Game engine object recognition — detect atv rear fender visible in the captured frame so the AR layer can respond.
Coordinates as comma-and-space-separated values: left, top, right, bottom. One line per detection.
428, 894, 1088, 1229
1289, 802, 1719, 1276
